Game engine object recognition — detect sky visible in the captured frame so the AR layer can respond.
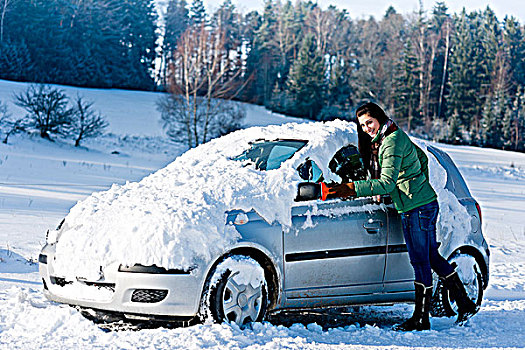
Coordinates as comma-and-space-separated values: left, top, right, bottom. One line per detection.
202, 0, 525, 23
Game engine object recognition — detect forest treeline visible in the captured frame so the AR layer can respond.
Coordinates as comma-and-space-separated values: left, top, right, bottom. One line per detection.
0, 0, 524, 151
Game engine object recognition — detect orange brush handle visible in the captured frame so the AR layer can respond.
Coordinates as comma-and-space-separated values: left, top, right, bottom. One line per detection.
320, 182, 330, 201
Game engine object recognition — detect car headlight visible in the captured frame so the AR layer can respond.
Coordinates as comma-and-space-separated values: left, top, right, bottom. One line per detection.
233, 212, 249, 225
38, 253, 48, 264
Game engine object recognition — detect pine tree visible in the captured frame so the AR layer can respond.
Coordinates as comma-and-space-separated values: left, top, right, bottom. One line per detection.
503, 17, 525, 93
447, 9, 480, 143
251, 0, 279, 104
4, 0, 66, 82
410, 3, 432, 131
326, 56, 353, 115
503, 87, 525, 151
189, 0, 206, 27
268, 82, 291, 115
0, 40, 32, 81
480, 90, 506, 148
463, 9, 497, 142
161, 0, 189, 87
211, 0, 243, 85
394, 39, 420, 132
447, 110, 462, 143
212, 0, 239, 49
164, 0, 189, 54
480, 7, 502, 97
323, 7, 354, 113
286, 33, 326, 119
240, 10, 263, 103
377, 6, 405, 113
117, 0, 158, 89
2, 0, 159, 89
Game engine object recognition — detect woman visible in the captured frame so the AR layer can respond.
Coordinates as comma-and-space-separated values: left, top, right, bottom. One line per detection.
323, 102, 478, 331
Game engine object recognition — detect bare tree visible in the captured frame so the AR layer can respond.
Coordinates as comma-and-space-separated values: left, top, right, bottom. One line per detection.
0, 100, 27, 144
162, 22, 249, 148
0, 0, 13, 42
68, 95, 109, 147
307, 6, 333, 55
14, 84, 72, 140
272, 1, 299, 86
158, 94, 244, 147
409, 5, 436, 133
351, 18, 383, 101
406, 3, 442, 134
437, 18, 451, 119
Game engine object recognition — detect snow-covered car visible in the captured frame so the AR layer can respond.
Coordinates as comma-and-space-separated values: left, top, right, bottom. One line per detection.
38, 120, 489, 326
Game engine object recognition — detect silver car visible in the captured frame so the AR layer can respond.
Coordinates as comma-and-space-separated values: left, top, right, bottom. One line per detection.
39, 125, 489, 326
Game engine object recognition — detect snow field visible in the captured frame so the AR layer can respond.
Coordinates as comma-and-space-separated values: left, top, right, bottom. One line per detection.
1, 80, 525, 349
1, 283, 525, 349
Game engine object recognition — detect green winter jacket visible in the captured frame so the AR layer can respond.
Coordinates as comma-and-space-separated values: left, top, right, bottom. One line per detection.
354, 128, 437, 213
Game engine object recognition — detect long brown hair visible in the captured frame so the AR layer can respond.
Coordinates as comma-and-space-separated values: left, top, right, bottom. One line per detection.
355, 102, 389, 176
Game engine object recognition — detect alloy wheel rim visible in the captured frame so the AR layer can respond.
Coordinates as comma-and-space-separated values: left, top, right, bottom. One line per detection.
222, 271, 263, 324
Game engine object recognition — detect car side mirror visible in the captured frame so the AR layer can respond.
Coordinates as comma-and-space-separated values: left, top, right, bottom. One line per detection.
295, 182, 321, 202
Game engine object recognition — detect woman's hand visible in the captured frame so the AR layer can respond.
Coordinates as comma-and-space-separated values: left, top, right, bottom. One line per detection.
322, 182, 356, 200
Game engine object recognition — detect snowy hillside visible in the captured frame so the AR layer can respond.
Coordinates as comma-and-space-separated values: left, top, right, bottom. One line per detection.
1, 80, 525, 349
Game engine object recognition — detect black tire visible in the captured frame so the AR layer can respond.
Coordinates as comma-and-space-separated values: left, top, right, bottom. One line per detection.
430, 252, 484, 317
203, 255, 268, 326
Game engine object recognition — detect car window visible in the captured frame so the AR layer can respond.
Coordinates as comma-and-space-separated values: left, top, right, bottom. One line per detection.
267, 145, 301, 170
328, 144, 367, 182
297, 159, 323, 182
234, 140, 307, 171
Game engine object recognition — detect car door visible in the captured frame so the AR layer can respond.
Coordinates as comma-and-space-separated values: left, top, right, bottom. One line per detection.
284, 199, 388, 300
283, 154, 389, 300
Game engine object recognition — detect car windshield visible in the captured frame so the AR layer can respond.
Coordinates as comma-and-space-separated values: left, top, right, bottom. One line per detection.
234, 140, 308, 170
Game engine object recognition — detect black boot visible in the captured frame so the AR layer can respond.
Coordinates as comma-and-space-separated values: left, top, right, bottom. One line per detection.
442, 271, 479, 325
394, 282, 432, 331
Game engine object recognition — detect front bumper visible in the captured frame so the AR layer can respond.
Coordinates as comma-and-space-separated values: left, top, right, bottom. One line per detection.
39, 244, 203, 320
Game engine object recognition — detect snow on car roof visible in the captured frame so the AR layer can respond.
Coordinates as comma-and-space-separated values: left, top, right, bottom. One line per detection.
52, 120, 358, 279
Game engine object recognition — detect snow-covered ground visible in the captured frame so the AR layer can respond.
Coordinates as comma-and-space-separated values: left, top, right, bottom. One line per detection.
1, 80, 524, 349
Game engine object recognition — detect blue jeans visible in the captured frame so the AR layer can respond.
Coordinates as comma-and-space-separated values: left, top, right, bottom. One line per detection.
401, 200, 454, 287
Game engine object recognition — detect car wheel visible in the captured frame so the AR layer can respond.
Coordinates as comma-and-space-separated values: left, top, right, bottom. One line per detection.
204, 255, 268, 325
431, 252, 484, 317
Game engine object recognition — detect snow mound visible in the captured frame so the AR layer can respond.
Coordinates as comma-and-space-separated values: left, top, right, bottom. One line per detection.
413, 139, 472, 245
52, 120, 357, 280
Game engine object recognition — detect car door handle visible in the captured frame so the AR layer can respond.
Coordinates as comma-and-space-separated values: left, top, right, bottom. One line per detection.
363, 220, 383, 234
